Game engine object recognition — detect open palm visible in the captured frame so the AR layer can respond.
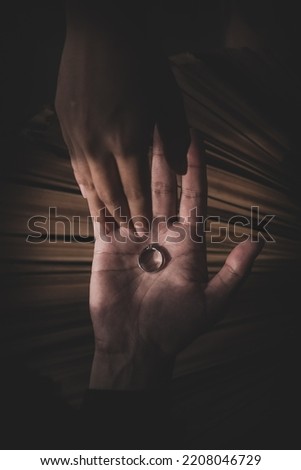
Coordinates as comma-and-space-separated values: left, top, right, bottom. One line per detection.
88, 130, 263, 389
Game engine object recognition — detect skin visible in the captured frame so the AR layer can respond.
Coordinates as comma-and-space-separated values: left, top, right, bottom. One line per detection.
55, 1, 190, 228
87, 130, 264, 390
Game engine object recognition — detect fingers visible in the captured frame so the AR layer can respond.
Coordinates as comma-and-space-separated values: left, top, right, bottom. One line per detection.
70, 157, 108, 237
151, 127, 177, 219
115, 151, 152, 229
59, 121, 102, 213
179, 130, 207, 224
86, 152, 131, 226
205, 239, 264, 320
65, 135, 152, 236
64, 142, 108, 237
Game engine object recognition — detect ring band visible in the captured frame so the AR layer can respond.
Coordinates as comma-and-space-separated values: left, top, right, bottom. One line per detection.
138, 244, 166, 273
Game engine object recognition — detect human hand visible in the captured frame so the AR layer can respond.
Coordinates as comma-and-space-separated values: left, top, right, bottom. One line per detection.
55, 1, 189, 227
88, 130, 264, 390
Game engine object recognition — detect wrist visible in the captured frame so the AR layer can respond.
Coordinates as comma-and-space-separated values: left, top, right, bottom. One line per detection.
89, 348, 174, 391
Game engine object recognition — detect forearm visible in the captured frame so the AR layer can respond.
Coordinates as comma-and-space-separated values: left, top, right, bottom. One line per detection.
81, 387, 173, 448
86, 345, 175, 447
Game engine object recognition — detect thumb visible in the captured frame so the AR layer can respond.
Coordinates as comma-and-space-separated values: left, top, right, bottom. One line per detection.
205, 238, 264, 321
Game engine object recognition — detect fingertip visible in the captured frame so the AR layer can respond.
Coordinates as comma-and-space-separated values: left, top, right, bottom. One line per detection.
227, 237, 264, 276
241, 237, 265, 257
247, 237, 265, 266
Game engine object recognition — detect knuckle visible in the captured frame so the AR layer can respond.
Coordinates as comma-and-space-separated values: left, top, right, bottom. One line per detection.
101, 193, 123, 210
181, 188, 202, 200
152, 181, 173, 195
107, 132, 149, 158
58, 120, 105, 158
104, 133, 125, 155
114, 143, 140, 159
152, 149, 165, 158
73, 171, 95, 193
